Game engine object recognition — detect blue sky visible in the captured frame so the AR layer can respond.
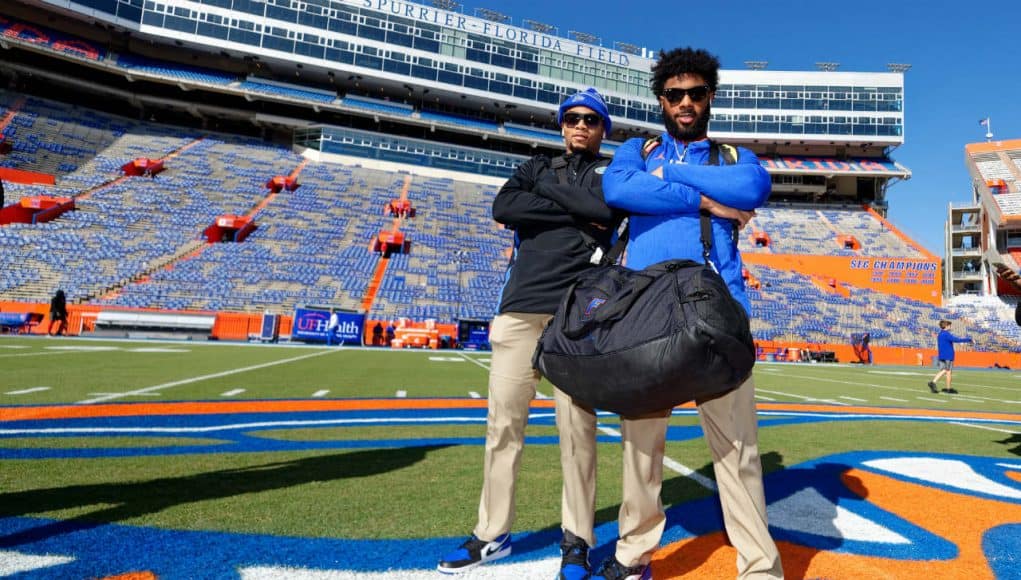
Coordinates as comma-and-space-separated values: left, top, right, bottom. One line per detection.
457, 0, 1021, 255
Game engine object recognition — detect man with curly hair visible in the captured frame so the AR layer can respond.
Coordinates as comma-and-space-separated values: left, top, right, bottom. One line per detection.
573, 47, 784, 579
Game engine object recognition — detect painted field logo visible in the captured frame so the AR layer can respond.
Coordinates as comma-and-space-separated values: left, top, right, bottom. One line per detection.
2, 401, 1020, 577
583, 297, 606, 319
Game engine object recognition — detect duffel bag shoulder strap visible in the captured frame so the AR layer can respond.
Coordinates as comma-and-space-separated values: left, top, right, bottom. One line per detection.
699, 141, 739, 264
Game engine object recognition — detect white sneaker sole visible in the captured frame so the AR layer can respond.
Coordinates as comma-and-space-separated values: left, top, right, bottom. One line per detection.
436, 545, 512, 574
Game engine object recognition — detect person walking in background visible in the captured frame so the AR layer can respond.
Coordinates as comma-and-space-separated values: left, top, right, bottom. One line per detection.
438, 88, 621, 576
326, 309, 339, 346
599, 46, 783, 579
862, 332, 873, 365
927, 319, 972, 394
47, 289, 68, 336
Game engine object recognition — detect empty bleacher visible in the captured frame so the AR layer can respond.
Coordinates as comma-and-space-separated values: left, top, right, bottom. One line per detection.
4, 89, 1021, 354
741, 207, 927, 258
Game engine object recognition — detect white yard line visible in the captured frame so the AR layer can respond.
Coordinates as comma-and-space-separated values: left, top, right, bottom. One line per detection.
756, 389, 849, 405
311, 390, 330, 398
75, 350, 335, 404
597, 425, 717, 491
87, 392, 160, 397
395, 390, 407, 398
457, 351, 555, 400
5, 387, 51, 395
949, 421, 1018, 435
663, 456, 718, 491
221, 389, 246, 397
838, 396, 867, 402
0, 351, 66, 359
468, 391, 481, 399
456, 351, 492, 371
779, 369, 1021, 399
880, 396, 908, 402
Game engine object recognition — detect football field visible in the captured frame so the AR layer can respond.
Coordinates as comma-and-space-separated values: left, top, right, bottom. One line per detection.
2, 336, 1020, 578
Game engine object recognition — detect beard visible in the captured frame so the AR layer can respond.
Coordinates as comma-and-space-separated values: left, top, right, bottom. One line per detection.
663, 102, 711, 142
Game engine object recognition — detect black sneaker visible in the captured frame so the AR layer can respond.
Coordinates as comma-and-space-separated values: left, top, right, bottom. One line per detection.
558, 530, 591, 580
590, 557, 651, 580
927, 381, 939, 393
437, 533, 511, 573
942, 387, 959, 394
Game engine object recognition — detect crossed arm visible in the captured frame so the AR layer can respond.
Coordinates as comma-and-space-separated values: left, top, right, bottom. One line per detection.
603, 139, 770, 228
492, 157, 614, 228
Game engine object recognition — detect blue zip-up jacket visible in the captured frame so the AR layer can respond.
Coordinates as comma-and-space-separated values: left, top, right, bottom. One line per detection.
936, 329, 972, 361
603, 134, 771, 314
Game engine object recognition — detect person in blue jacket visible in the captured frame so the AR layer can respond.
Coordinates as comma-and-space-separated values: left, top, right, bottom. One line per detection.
593, 47, 783, 580
927, 320, 972, 394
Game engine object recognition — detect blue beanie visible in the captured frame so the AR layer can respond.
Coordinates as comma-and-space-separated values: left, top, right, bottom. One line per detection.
557, 88, 611, 134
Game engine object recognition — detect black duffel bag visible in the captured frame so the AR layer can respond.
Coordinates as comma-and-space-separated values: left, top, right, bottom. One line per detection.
533, 214, 755, 416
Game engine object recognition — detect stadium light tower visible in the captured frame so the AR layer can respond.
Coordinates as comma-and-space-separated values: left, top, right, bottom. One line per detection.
430, 0, 461, 10
570, 30, 601, 45
523, 19, 557, 34
887, 63, 912, 73
815, 62, 840, 71
475, 8, 510, 23
614, 41, 642, 56
744, 60, 769, 70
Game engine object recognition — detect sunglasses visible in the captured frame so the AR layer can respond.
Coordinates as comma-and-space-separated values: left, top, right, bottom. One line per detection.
659, 85, 711, 105
562, 112, 603, 127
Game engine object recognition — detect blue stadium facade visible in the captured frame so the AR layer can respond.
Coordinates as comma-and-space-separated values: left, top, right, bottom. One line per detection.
28, 0, 904, 145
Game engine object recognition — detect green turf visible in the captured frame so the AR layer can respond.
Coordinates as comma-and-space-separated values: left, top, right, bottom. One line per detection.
2, 335, 1020, 541
2, 419, 1016, 538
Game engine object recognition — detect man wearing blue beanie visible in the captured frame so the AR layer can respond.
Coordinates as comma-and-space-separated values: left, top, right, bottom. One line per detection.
557, 87, 612, 136
438, 88, 621, 579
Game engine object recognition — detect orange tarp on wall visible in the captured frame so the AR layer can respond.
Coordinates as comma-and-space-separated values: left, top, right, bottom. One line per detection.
744, 253, 942, 305
0, 167, 56, 185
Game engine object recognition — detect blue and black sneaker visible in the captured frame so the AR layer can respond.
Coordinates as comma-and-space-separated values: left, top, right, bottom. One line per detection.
590, 556, 651, 580
437, 533, 512, 573
558, 530, 591, 580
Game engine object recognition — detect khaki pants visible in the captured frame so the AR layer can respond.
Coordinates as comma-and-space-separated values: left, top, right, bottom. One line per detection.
475, 312, 671, 568
475, 313, 781, 576
558, 374, 782, 576
697, 376, 784, 579
474, 312, 551, 540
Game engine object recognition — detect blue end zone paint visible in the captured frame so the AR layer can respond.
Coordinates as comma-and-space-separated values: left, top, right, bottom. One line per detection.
3, 407, 1018, 460
983, 523, 1021, 579
0, 516, 568, 577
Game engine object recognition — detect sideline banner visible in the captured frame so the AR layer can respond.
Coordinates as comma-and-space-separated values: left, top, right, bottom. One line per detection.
292, 308, 364, 344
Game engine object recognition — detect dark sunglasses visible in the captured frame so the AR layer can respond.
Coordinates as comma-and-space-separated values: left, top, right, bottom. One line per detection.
562, 112, 603, 127
659, 85, 711, 105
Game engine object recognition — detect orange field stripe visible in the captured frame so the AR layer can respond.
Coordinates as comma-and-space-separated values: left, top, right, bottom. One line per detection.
2, 399, 1018, 424
0, 398, 516, 421
756, 402, 1021, 422
100, 573, 158, 580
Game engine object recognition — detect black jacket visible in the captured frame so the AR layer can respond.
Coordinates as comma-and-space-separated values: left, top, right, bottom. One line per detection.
492, 151, 620, 314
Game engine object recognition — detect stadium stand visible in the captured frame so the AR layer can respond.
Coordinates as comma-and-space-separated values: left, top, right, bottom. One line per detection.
3, 0, 1021, 365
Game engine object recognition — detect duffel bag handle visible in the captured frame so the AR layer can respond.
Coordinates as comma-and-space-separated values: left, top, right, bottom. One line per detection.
561, 271, 658, 339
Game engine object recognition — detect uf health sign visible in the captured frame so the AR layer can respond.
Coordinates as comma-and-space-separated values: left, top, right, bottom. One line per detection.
292, 308, 364, 345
